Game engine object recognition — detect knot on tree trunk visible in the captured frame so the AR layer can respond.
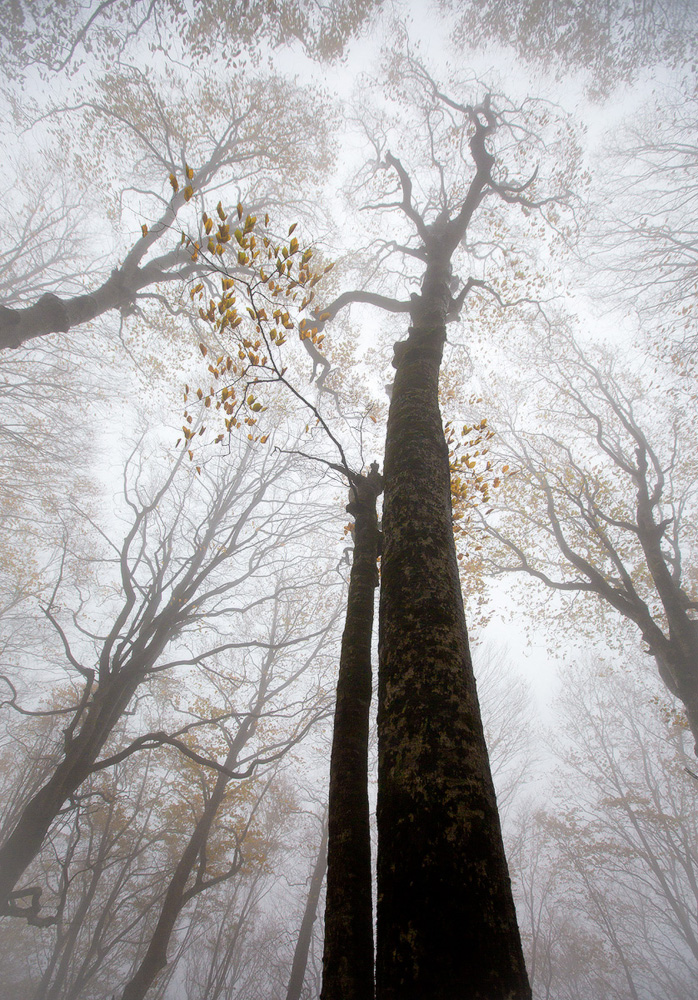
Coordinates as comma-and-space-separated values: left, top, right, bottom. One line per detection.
36, 293, 71, 332
392, 327, 446, 369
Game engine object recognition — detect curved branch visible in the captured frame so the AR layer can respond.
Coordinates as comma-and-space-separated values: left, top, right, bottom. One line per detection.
2, 887, 57, 927
89, 732, 248, 780
0, 675, 82, 718
313, 289, 411, 330
384, 152, 430, 242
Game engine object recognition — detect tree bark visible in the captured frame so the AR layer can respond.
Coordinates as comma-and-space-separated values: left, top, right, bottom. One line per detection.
321, 466, 381, 1000
287, 818, 329, 1000
375, 241, 531, 1000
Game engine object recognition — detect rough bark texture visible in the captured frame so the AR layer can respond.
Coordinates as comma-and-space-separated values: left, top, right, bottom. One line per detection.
321, 466, 382, 1000
287, 819, 329, 1000
375, 244, 531, 1000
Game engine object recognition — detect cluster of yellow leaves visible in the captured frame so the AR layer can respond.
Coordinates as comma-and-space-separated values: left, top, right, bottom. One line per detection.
168, 164, 195, 202
446, 410, 513, 559
163, 186, 334, 461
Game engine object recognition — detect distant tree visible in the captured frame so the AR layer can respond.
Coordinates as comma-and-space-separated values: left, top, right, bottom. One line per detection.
181, 795, 298, 1000
0, 0, 383, 81
120, 581, 334, 1000
0, 144, 104, 613
286, 811, 328, 1000
0, 437, 337, 919
584, 88, 698, 361
28, 753, 174, 1000
475, 327, 698, 752
0, 736, 303, 1000
512, 658, 698, 1000
471, 644, 534, 820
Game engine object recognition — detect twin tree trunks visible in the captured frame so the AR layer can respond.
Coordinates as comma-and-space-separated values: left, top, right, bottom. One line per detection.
321, 237, 530, 999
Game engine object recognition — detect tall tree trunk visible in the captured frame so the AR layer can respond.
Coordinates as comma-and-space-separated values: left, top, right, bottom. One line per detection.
321, 466, 381, 1000
287, 817, 329, 1000
375, 244, 531, 1000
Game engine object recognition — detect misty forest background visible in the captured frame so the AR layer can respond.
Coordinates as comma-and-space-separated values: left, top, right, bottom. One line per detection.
1, 1, 698, 998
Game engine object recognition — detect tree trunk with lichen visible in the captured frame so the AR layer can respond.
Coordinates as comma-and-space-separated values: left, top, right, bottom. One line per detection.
375, 242, 531, 1000
321, 466, 382, 1000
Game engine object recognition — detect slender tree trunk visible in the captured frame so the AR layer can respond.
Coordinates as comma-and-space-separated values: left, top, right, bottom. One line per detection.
37, 858, 103, 1000
119, 739, 244, 1000
321, 466, 381, 1000
118, 811, 215, 1000
287, 818, 329, 1000
0, 675, 139, 914
375, 243, 531, 1000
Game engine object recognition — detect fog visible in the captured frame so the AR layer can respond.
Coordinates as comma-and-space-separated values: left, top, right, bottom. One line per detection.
0, 1, 697, 998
